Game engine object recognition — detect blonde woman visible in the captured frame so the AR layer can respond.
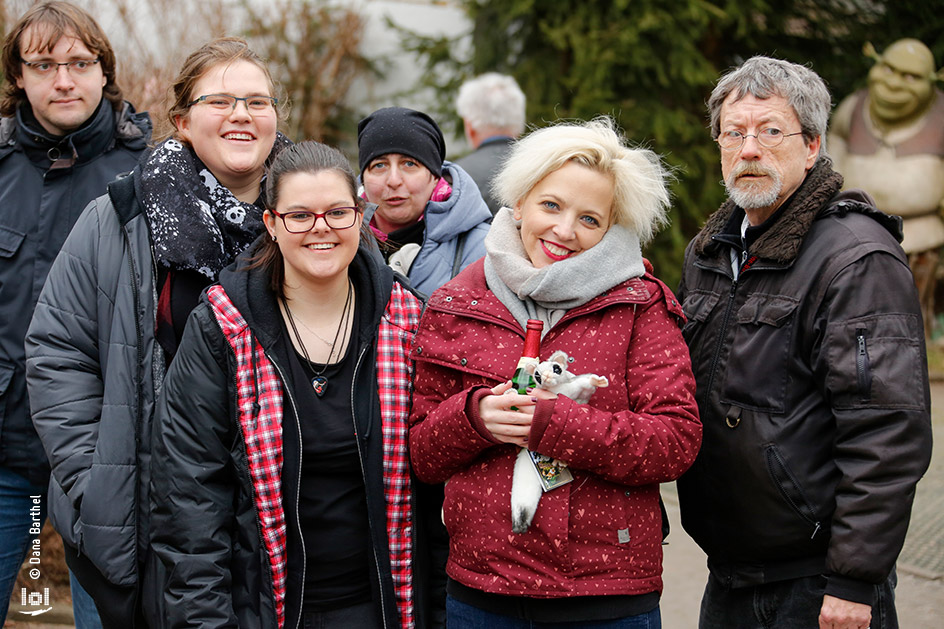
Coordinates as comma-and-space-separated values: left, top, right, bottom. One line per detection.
408, 118, 702, 628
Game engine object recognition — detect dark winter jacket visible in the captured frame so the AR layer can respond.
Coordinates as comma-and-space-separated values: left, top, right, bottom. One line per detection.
409, 259, 701, 598
676, 159, 933, 606
25, 170, 157, 588
150, 247, 445, 629
454, 137, 513, 216
0, 101, 150, 485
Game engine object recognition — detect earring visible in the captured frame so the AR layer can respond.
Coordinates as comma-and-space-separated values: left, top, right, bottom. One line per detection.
271, 233, 277, 242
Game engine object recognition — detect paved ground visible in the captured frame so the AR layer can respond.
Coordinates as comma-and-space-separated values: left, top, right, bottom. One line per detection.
660, 380, 944, 628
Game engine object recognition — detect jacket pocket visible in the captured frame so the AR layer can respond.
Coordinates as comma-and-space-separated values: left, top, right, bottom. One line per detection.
722, 293, 799, 413
0, 225, 25, 258
825, 314, 924, 410
681, 290, 720, 331
680, 290, 721, 366
765, 444, 822, 541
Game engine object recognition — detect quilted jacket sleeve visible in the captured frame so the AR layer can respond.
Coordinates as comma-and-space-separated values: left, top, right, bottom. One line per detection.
150, 303, 240, 628
25, 200, 105, 527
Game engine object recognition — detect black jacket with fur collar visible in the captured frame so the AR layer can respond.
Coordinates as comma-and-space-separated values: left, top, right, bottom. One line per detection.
676, 158, 932, 605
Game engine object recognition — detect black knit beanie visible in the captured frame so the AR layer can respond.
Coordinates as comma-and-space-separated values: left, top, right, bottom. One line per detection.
357, 107, 446, 178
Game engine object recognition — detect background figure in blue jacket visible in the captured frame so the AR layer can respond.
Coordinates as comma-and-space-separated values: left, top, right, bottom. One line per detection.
0, 2, 150, 625
358, 106, 492, 296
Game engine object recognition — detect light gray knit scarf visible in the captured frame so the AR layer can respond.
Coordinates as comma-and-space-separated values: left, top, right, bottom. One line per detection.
484, 207, 646, 333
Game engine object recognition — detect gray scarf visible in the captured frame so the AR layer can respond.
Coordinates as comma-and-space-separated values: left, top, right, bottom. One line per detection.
484, 207, 646, 332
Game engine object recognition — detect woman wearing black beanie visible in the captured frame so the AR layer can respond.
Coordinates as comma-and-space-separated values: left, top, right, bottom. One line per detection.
357, 106, 492, 296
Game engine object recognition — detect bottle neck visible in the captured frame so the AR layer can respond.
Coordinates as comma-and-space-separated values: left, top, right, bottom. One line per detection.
521, 319, 543, 359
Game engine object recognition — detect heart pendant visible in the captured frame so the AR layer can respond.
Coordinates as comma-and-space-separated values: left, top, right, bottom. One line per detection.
311, 376, 328, 397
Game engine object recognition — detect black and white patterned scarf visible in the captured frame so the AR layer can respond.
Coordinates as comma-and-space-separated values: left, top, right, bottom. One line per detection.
139, 133, 291, 278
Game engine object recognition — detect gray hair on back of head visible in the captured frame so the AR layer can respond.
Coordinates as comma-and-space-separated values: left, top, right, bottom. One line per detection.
456, 73, 526, 135
707, 56, 831, 152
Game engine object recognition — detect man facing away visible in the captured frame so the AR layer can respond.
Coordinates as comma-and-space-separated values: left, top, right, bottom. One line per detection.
0, 1, 150, 625
676, 56, 932, 629
454, 73, 526, 215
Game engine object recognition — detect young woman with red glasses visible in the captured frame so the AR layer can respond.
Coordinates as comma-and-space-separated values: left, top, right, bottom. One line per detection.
149, 141, 445, 629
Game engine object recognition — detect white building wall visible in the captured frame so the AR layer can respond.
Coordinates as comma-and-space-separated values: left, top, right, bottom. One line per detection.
347, 0, 472, 153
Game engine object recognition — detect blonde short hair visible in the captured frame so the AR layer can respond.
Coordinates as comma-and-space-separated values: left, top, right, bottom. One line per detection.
492, 117, 671, 245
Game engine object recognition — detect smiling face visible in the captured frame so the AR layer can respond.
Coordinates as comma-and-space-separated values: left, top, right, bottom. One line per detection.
264, 170, 363, 290
175, 59, 277, 202
868, 40, 935, 127
512, 161, 614, 268
16, 29, 105, 136
361, 153, 438, 234
719, 93, 820, 225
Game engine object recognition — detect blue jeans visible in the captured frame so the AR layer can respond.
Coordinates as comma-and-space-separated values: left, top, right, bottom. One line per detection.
698, 571, 898, 629
447, 595, 661, 628
0, 465, 45, 623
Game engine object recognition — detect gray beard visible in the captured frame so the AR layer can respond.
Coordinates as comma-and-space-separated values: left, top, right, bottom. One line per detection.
725, 170, 783, 210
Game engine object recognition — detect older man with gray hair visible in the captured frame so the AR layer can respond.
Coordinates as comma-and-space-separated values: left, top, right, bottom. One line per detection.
455, 72, 526, 214
677, 56, 932, 629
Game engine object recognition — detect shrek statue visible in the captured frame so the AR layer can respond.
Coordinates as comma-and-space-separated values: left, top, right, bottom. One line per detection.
830, 38, 944, 337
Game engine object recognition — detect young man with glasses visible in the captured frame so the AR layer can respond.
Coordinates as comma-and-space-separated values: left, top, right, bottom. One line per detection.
677, 56, 932, 629
0, 2, 150, 625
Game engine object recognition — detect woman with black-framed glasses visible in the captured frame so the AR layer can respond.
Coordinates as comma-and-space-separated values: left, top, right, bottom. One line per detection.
149, 140, 446, 628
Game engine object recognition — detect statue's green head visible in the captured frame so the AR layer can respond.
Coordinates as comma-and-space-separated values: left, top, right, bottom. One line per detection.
867, 38, 938, 126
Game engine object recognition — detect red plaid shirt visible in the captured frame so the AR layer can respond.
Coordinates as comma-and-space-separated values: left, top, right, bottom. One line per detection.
207, 282, 422, 628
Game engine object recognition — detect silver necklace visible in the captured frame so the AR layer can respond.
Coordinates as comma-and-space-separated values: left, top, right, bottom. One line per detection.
282, 280, 353, 397
293, 312, 334, 346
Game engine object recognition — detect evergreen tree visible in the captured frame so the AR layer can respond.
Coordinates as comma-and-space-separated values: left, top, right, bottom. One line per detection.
398, 0, 944, 289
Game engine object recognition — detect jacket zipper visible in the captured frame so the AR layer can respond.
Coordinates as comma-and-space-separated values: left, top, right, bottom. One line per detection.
350, 343, 389, 629
766, 447, 822, 540
118, 214, 146, 620
268, 356, 307, 629
856, 328, 871, 402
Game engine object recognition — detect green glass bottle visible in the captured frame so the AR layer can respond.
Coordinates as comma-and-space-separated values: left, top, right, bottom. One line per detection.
511, 319, 544, 396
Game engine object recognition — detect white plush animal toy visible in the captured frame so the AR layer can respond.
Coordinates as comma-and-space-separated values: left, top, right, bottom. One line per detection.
510, 350, 608, 533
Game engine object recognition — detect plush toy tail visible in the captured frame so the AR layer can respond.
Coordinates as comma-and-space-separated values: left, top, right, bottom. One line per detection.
511, 447, 543, 534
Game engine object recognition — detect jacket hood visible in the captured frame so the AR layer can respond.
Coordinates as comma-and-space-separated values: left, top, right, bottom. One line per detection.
819, 188, 904, 242
424, 161, 493, 242
694, 157, 901, 264
114, 101, 152, 152
216, 236, 397, 351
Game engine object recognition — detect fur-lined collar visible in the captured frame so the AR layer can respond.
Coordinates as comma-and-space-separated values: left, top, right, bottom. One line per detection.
694, 158, 844, 264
